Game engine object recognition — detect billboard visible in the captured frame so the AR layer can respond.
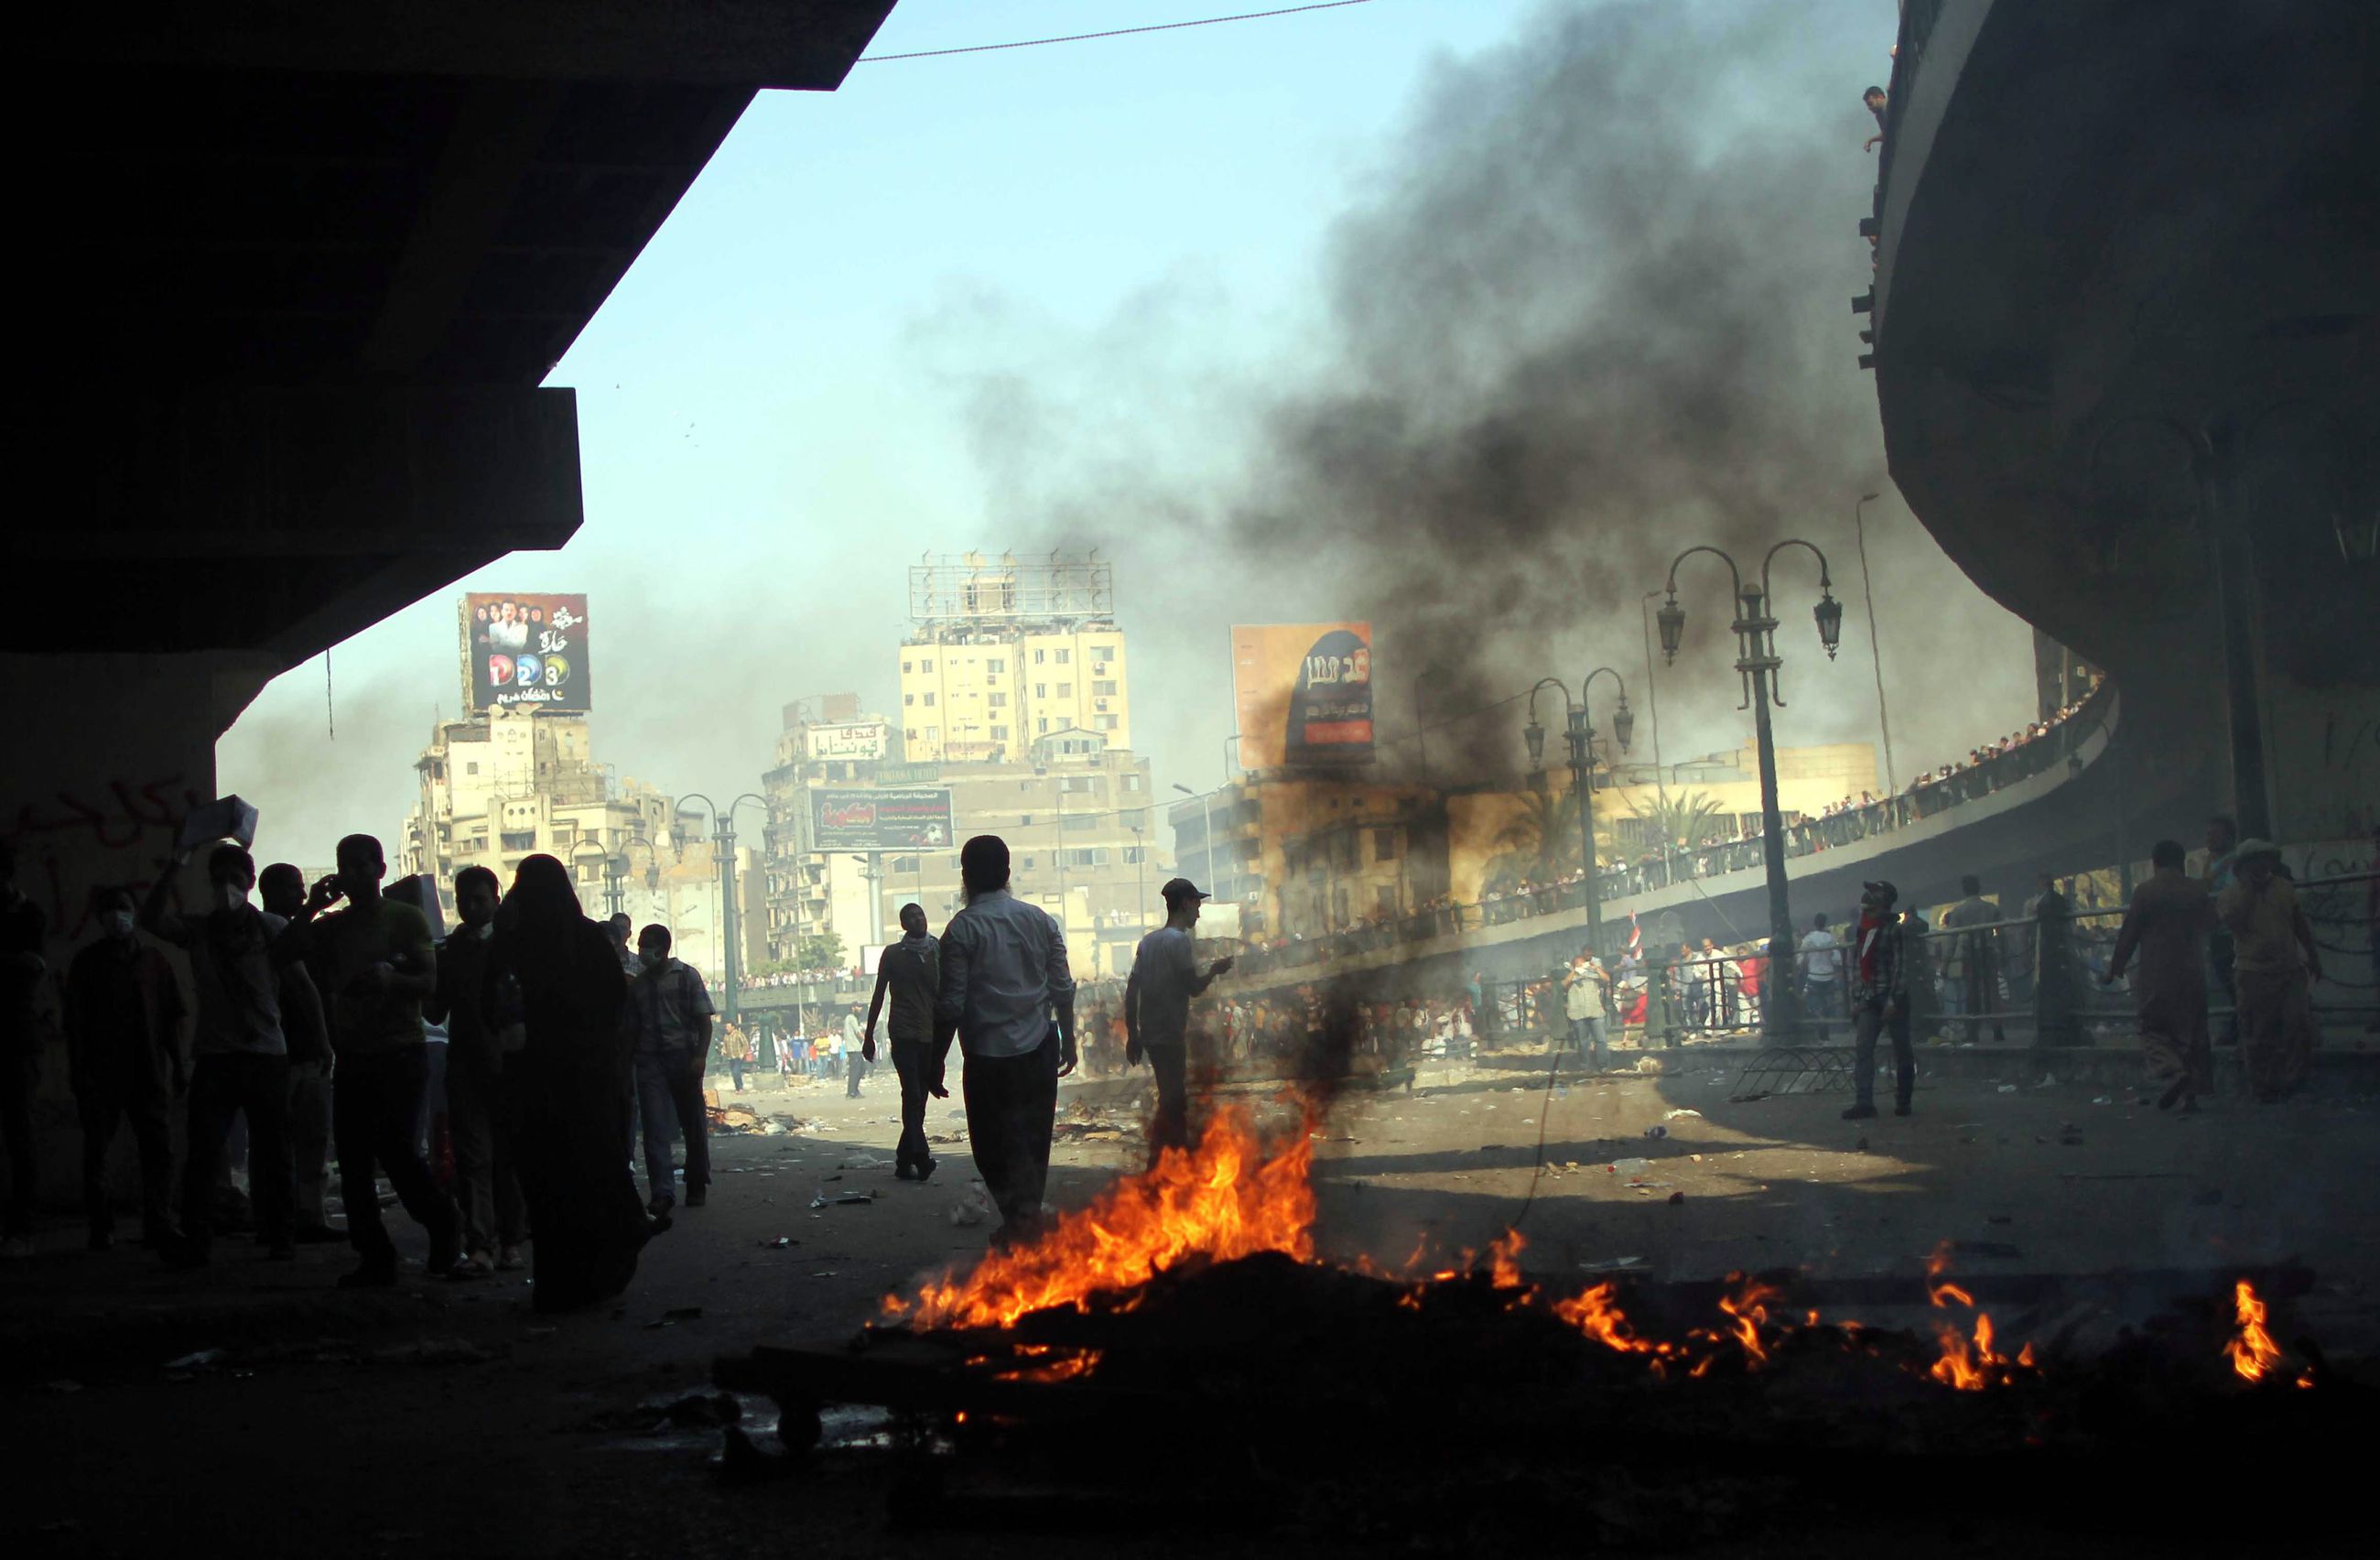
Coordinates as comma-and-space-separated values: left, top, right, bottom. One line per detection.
1230, 623, 1374, 770
806, 720, 890, 762
462, 592, 591, 711
809, 786, 955, 851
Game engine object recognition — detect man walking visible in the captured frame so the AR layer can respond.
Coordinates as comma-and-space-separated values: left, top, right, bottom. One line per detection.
142, 843, 300, 1264
863, 904, 946, 1180
296, 834, 459, 1287
2103, 840, 2215, 1111
259, 863, 338, 1243
842, 1004, 868, 1099
1558, 946, 1608, 1070
1798, 913, 1844, 1029
1939, 874, 2007, 1043
1842, 879, 1913, 1120
64, 886, 184, 1249
630, 924, 714, 1213
936, 835, 1076, 1248
427, 866, 526, 1273
2218, 840, 2322, 1103
1125, 879, 1235, 1155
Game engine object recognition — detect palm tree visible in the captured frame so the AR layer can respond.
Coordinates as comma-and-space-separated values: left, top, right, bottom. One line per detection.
1490, 783, 1619, 876
1639, 789, 1729, 852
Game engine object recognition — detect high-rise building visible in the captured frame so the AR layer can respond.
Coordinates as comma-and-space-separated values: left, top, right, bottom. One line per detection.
897, 553, 1130, 763
395, 704, 763, 991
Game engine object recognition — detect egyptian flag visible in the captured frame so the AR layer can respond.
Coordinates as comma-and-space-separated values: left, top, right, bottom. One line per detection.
1626, 912, 1649, 1024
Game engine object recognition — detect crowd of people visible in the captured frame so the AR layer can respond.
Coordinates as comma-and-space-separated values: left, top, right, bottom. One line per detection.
0, 827, 742, 1306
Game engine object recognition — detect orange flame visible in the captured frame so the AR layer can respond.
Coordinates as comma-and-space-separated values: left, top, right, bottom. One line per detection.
891, 1105, 1316, 1329
1552, 1282, 1681, 1365
2224, 1280, 2284, 1384
1924, 1250, 2033, 1389
1485, 1230, 1530, 1291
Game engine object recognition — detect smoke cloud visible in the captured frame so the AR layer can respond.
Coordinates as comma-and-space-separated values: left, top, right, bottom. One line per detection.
922, 0, 2029, 789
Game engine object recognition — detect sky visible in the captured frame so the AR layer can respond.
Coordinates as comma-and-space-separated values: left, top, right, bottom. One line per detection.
220, 0, 2038, 869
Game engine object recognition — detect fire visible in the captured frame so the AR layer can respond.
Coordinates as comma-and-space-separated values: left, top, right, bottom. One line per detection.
1923, 1248, 2034, 1390
2224, 1280, 2284, 1384
892, 1106, 1316, 1329
1484, 1230, 1530, 1291
1717, 1276, 1779, 1366
1552, 1282, 1682, 1366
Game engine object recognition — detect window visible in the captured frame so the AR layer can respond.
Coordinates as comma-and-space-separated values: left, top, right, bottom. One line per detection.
1056, 682, 1073, 698
925, 726, 939, 742
1124, 846, 1147, 865
1065, 848, 1108, 868
1374, 829, 1400, 861
1064, 814, 1099, 831
902, 660, 912, 673
903, 693, 914, 706
905, 727, 917, 742
990, 726, 1010, 741
1092, 679, 1118, 696
920, 657, 934, 672
1093, 645, 1113, 661
923, 692, 936, 707
1095, 714, 1120, 731
989, 658, 1005, 674
1056, 649, 1072, 665
891, 856, 918, 873
1037, 719, 1049, 734
466, 762, 480, 775
1061, 775, 1098, 793
989, 692, 1008, 708
1123, 774, 1143, 791
1377, 886, 1399, 915
1033, 648, 1046, 665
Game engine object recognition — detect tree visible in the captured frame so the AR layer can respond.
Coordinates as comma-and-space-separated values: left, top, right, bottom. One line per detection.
1489, 778, 1621, 880
795, 929, 846, 970
1638, 790, 1729, 852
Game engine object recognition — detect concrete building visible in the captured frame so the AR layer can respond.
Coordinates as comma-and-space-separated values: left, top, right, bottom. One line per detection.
1170, 742, 1879, 939
397, 704, 763, 991
758, 700, 897, 973
765, 709, 1161, 980
897, 554, 1131, 763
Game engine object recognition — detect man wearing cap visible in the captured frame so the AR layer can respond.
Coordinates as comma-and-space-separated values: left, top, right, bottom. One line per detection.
1843, 879, 1913, 1120
1126, 879, 1236, 1155
2217, 840, 2322, 1102
935, 835, 1076, 1247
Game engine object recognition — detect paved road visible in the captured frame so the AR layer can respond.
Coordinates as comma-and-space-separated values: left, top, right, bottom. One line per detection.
5, 1060, 2375, 1558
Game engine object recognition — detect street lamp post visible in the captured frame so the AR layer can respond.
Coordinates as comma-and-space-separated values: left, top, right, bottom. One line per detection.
1655, 542, 1844, 1042
1523, 670, 1634, 956
1172, 782, 1216, 897
677, 792, 767, 1031
1853, 490, 1899, 792
1638, 590, 1676, 885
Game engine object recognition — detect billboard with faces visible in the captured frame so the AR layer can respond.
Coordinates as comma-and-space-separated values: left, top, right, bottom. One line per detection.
462, 592, 592, 710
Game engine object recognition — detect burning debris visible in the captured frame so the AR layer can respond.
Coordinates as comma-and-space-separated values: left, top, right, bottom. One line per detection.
718, 1104, 2361, 1541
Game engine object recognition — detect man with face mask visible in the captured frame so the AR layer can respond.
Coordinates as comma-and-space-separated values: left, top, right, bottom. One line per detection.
1841, 879, 1913, 1121
259, 863, 338, 1242
64, 885, 185, 1249
142, 842, 299, 1264
630, 924, 714, 1215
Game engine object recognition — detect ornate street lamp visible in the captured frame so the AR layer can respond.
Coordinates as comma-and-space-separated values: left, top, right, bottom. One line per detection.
1655, 539, 1841, 1041
1522, 667, 1632, 955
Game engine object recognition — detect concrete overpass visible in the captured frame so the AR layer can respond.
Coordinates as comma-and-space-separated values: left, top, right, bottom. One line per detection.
5, 5, 895, 1200
10, 2, 894, 932
1867, 0, 2377, 848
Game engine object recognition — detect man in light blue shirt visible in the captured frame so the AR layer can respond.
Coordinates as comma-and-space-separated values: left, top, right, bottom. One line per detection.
936, 836, 1076, 1246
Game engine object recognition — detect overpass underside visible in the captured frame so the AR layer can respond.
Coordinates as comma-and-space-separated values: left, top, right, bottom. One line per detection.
1869, 0, 2378, 847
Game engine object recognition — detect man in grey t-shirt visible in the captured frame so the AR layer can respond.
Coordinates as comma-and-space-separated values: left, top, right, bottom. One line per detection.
1126, 878, 1234, 1155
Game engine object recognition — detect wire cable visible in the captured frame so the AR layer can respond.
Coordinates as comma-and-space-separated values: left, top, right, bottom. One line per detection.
857, 0, 1384, 63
